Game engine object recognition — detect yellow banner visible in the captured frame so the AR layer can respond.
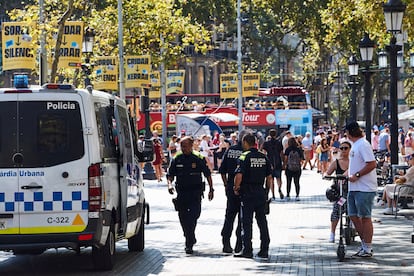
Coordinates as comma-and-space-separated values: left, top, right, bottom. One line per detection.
220, 73, 238, 99
94, 56, 118, 90
149, 71, 161, 99
125, 55, 151, 88
1, 22, 35, 71
57, 21, 83, 68
166, 70, 185, 94
242, 73, 260, 97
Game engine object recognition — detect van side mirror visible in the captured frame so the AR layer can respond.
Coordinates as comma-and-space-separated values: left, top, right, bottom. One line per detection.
137, 139, 154, 162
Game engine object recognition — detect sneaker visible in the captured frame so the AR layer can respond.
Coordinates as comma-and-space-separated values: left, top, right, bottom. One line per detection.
383, 207, 393, 215
295, 196, 300, 201
257, 250, 269, 258
352, 247, 364, 257
357, 249, 373, 258
377, 199, 385, 206
329, 233, 335, 243
279, 191, 284, 200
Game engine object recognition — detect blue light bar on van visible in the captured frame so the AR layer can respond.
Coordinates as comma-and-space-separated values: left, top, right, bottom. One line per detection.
14, 74, 29, 88
43, 84, 75, 90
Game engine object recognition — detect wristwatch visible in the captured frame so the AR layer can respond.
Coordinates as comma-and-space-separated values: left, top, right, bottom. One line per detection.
355, 172, 361, 178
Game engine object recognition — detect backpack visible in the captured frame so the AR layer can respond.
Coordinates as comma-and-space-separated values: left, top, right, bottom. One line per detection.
287, 150, 301, 172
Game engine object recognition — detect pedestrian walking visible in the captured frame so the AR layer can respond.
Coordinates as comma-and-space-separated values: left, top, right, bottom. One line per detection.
261, 128, 284, 200
219, 129, 250, 253
167, 136, 214, 254
284, 137, 303, 201
345, 122, 377, 257
302, 131, 313, 170
233, 133, 272, 259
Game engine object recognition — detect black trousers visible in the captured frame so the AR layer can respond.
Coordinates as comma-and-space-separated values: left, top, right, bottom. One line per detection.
221, 185, 242, 245
240, 188, 270, 254
177, 190, 202, 248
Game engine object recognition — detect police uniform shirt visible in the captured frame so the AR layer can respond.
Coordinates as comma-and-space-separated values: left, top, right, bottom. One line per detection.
219, 143, 244, 185
167, 150, 211, 190
235, 148, 272, 189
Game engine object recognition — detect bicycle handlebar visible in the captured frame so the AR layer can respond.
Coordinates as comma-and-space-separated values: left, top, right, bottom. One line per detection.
323, 174, 348, 181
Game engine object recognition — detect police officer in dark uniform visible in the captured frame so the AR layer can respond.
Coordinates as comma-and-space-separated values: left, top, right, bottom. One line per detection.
219, 129, 249, 253
234, 133, 272, 259
167, 136, 214, 254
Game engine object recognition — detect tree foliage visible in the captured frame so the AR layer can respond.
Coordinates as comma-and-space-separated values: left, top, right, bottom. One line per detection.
8, 0, 210, 85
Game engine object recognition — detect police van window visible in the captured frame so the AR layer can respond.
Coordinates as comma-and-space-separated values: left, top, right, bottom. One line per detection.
94, 103, 117, 159
116, 106, 133, 163
18, 101, 84, 168
0, 102, 18, 168
38, 115, 68, 152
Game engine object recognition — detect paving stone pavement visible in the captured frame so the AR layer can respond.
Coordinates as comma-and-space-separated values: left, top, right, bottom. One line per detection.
142, 168, 414, 276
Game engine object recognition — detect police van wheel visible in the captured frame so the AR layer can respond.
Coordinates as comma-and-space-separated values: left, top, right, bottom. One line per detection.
128, 218, 145, 252
92, 222, 116, 270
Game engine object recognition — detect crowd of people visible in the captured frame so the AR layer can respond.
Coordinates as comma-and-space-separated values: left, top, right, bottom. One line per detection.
148, 98, 308, 113
150, 120, 414, 259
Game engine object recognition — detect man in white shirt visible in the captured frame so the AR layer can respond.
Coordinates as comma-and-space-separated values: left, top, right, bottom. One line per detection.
301, 132, 313, 170
345, 122, 377, 258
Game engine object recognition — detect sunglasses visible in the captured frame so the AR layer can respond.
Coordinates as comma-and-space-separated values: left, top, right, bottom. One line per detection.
339, 147, 350, 150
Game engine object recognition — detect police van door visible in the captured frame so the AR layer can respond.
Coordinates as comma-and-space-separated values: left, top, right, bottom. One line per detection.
0, 95, 20, 234
1, 95, 89, 235
114, 103, 140, 236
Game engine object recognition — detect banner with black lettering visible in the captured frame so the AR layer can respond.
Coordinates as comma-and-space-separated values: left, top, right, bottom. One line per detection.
94, 56, 118, 90
166, 70, 185, 94
149, 71, 161, 99
242, 73, 260, 97
1, 22, 35, 71
219, 73, 238, 99
125, 55, 151, 88
57, 21, 83, 69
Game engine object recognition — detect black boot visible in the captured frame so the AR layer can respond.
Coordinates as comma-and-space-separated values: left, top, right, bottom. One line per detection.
222, 238, 233, 253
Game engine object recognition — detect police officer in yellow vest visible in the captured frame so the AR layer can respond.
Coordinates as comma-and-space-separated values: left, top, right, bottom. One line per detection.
167, 136, 214, 254
234, 133, 272, 259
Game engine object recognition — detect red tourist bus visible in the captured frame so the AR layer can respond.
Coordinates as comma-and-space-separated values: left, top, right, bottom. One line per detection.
134, 86, 313, 137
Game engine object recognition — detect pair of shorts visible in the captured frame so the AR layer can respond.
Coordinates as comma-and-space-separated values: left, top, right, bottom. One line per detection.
272, 168, 282, 179
347, 191, 376, 218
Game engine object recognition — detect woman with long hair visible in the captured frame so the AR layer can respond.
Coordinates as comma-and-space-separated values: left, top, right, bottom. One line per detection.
324, 141, 351, 242
284, 137, 303, 201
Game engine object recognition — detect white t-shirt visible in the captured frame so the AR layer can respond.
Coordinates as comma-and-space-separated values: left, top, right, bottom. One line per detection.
349, 137, 377, 192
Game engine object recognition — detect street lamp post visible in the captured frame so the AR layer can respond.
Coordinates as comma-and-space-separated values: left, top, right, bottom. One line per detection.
82, 27, 95, 87
383, 0, 406, 165
359, 33, 375, 143
348, 55, 359, 123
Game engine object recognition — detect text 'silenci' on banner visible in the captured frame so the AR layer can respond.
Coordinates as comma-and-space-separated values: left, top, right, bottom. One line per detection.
94, 56, 118, 90
149, 71, 161, 99
1, 22, 35, 71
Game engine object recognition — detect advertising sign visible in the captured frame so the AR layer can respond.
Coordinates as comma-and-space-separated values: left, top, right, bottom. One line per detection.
1, 22, 35, 71
94, 56, 118, 90
125, 55, 151, 88
57, 21, 83, 69
242, 73, 260, 97
220, 73, 238, 99
149, 71, 161, 99
166, 70, 185, 94
275, 109, 312, 137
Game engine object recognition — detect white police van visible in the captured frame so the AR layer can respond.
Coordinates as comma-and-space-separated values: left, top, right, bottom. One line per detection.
0, 77, 148, 270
